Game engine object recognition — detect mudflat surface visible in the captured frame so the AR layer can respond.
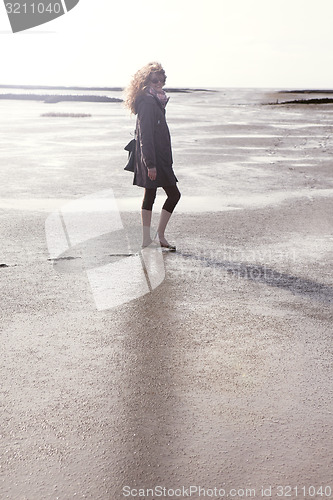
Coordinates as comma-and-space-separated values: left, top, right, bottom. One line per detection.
0, 89, 332, 499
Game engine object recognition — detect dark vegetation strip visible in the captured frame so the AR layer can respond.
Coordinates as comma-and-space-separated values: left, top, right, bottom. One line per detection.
0, 84, 214, 94
278, 89, 333, 94
0, 94, 122, 103
269, 98, 333, 105
0, 84, 123, 91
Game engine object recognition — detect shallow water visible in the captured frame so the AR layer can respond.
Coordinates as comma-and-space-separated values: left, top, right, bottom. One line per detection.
0, 87, 332, 211
1, 188, 333, 214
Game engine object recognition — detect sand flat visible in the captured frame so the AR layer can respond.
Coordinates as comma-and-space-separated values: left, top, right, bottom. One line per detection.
0, 88, 332, 499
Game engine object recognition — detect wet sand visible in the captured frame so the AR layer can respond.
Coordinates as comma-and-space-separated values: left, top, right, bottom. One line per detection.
0, 89, 332, 499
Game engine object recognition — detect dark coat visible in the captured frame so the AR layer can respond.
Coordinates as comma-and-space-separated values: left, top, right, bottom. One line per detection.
133, 93, 178, 189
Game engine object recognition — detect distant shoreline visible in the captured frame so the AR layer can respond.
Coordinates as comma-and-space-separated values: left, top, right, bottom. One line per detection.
2, 87, 332, 105
0, 85, 215, 103
0, 84, 124, 92
0, 94, 123, 104
278, 89, 333, 94
274, 98, 333, 105
0, 84, 214, 93
272, 89, 333, 105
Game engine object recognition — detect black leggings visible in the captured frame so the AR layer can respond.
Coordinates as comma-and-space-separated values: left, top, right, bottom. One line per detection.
142, 185, 181, 213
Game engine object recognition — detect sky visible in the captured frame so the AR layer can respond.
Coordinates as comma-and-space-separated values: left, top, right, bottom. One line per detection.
1, 0, 333, 89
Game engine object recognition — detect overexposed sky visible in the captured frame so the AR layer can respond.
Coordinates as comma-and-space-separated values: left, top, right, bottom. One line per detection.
1, 0, 333, 88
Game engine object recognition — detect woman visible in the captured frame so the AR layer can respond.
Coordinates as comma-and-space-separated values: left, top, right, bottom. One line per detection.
124, 62, 181, 250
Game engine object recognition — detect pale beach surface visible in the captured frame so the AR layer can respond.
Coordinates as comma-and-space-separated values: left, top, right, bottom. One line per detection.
0, 88, 332, 499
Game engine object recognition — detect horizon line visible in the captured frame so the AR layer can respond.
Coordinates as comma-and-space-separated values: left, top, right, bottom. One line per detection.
1, 84, 333, 92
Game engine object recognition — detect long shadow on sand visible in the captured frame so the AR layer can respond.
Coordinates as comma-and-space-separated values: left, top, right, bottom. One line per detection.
177, 252, 333, 305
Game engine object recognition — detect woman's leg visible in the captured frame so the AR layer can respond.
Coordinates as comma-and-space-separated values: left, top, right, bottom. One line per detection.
141, 188, 157, 246
157, 185, 181, 247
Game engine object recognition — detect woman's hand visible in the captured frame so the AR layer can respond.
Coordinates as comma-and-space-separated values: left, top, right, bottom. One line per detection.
148, 167, 157, 181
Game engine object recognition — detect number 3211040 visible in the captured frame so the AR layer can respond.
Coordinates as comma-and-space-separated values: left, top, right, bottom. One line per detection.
5, 3, 62, 14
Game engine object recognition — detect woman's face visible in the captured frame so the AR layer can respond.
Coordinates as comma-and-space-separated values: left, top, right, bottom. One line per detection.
149, 72, 166, 91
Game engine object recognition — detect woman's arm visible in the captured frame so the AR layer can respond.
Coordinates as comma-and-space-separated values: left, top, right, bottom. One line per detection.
138, 98, 157, 176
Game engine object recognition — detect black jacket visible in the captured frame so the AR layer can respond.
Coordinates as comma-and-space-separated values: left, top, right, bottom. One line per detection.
133, 93, 178, 188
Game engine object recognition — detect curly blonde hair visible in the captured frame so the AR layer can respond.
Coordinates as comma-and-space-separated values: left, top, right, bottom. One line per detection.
124, 61, 166, 114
